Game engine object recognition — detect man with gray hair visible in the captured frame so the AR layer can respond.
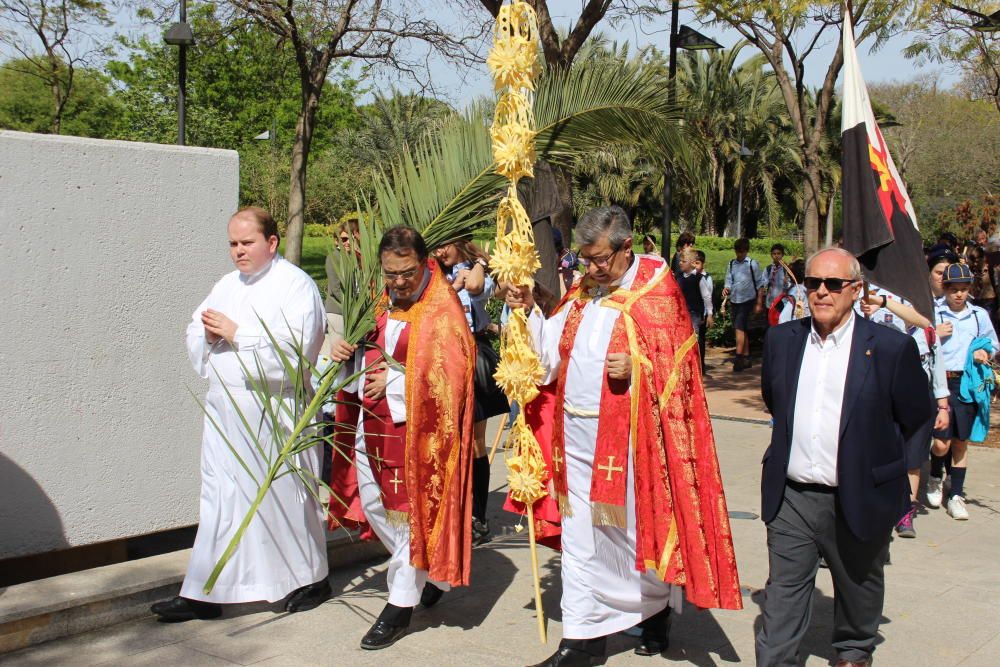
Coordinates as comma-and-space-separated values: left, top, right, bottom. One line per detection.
507, 206, 741, 666
758, 247, 932, 666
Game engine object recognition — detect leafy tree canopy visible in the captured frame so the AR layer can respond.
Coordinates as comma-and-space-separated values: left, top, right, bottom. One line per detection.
107, 4, 361, 151
0, 58, 119, 136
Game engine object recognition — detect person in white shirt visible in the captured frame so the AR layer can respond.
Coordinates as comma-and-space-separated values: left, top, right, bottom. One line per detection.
152, 207, 330, 622
758, 247, 932, 667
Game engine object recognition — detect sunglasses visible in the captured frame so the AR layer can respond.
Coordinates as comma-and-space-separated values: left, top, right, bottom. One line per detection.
803, 276, 859, 292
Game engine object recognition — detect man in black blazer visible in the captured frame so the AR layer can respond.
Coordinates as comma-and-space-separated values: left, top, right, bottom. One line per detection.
756, 248, 933, 667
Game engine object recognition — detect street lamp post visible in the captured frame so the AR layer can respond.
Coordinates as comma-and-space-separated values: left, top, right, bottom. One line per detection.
164, 0, 195, 146
735, 143, 752, 238
660, 2, 722, 259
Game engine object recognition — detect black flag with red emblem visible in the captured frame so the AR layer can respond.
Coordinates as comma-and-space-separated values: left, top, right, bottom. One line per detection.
840, 15, 933, 319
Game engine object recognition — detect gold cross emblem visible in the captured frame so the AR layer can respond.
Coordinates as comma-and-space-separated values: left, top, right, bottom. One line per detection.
389, 470, 403, 494
552, 449, 564, 471
598, 455, 624, 482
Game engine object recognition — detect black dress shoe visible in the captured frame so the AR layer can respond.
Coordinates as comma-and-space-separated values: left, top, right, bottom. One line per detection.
420, 582, 444, 608
150, 596, 222, 622
529, 638, 606, 667
472, 517, 493, 546
634, 606, 671, 656
285, 578, 332, 613
360, 619, 408, 650
634, 635, 669, 657
527, 646, 598, 667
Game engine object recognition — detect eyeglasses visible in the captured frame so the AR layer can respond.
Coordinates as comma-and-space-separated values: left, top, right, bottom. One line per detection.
578, 247, 621, 269
803, 276, 859, 292
339, 235, 351, 243
382, 267, 421, 282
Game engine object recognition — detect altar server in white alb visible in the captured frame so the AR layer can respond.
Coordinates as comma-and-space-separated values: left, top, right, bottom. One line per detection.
151, 207, 331, 621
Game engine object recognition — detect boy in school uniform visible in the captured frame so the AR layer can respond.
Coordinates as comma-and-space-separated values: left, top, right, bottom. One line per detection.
928, 263, 999, 520
692, 251, 714, 372
762, 243, 792, 317
722, 238, 765, 371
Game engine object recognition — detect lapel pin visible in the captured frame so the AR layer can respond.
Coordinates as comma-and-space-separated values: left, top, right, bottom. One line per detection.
866, 349, 872, 356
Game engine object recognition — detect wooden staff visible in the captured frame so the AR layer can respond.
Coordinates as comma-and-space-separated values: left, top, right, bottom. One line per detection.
488, 416, 508, 464
527, 504, 546, 643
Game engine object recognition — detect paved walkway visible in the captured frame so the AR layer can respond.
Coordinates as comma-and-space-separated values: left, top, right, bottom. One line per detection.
4, 416, 1000, 666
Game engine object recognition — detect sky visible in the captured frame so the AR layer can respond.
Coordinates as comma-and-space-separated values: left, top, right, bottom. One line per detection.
402, 1, 960, 109
105, 1, 958, 109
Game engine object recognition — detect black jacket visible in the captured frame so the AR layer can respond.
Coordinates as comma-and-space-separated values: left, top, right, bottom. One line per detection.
760, 315, 933, 541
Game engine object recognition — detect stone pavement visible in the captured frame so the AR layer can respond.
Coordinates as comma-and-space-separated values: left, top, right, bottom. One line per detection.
3, 416, 1000, 667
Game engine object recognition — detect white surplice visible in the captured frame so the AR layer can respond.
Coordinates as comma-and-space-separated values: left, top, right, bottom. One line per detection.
343, 272, 450, 607
182, 255, 328, 603
529, 254, 682, 639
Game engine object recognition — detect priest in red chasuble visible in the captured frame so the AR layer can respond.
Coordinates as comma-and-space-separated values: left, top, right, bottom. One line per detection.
506, 206, 742, 667
328, 226, 475, 651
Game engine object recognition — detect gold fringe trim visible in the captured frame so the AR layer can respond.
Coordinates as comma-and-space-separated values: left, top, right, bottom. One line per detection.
557, 493, 573, 518
591, 501, 627, 528
385, 509, 409, 528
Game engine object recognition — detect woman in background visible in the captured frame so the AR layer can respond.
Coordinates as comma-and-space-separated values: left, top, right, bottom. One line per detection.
435, 237, 509, 546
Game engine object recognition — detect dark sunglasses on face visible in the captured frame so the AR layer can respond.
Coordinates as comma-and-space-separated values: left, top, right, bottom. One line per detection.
803, 276, 858, 292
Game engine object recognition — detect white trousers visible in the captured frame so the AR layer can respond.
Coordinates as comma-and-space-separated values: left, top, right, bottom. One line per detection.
561, 413, 681, 639
356, 431, 450, 607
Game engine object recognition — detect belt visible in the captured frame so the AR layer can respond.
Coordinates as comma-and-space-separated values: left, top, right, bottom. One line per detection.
786, 479, 837, 494
946, 371, 964, 379
564, 402, 600, 418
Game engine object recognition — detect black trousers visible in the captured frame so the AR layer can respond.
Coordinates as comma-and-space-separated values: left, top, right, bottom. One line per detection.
755, 483, 890, 667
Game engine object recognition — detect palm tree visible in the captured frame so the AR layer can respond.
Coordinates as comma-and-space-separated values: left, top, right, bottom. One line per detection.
675, 44, 802, 236
338, 89, 457, 182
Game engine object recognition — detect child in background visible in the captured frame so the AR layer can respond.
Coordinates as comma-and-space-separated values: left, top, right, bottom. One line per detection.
722, 238, 765, 371
929, 263, 999, 521
693, 250, 713, 372
763, 244, 792, 320
778, 259, 809, 324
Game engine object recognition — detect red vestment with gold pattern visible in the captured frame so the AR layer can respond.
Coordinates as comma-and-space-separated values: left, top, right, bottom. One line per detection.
328, 262, 476, 587
506, 255, 742, 611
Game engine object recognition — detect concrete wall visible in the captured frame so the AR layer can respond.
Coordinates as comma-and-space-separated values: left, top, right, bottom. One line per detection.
0, 131, 239, 559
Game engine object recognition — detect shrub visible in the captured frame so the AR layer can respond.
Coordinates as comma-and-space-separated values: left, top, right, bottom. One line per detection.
304, 223, 336, 238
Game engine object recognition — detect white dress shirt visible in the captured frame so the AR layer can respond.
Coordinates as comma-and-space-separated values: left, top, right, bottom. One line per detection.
787, 315, 856, 487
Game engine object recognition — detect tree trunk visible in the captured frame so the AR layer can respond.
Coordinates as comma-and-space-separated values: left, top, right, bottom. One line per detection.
49, 58, 62, 135
50, 83, 62, 134
802, 163, 823, 254
286, 87, 320, 265
550, 163, 575, 246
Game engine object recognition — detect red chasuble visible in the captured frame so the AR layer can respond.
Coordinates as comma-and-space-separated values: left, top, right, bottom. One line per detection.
328, 261, 476, 587
506, 255, 742, 611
